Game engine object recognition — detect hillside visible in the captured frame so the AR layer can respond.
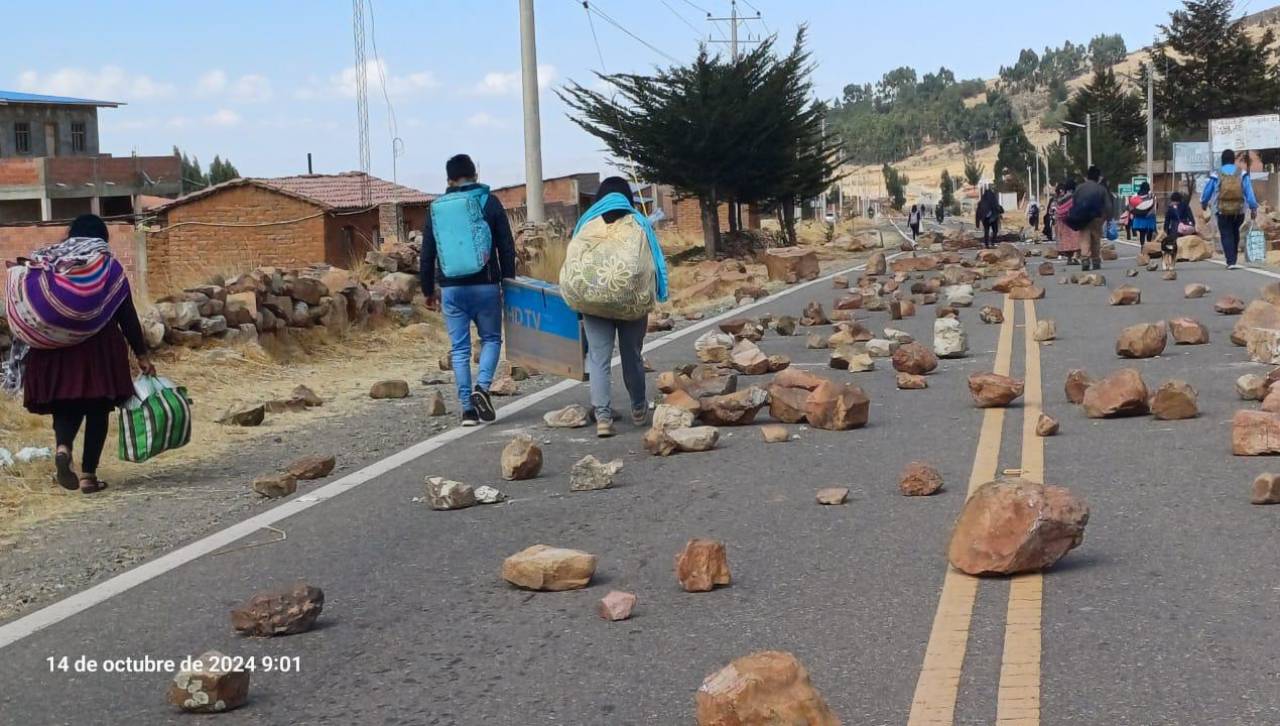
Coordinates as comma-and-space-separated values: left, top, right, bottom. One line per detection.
837, 4, 1280, 205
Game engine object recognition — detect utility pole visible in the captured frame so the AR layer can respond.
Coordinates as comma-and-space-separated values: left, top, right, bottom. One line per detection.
1027, 165, 1033, 206
1146, 66, 1155, 191
519, 0, 545, 224
1033, 154, 1040, 203
708, 0, 761, 61
730, 0, 737, 59
818, 115, 827, 220
1085, 113, 1093, 169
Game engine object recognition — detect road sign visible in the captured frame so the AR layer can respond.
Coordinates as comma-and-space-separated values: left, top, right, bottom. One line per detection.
1131, 176, 1148, 189
1173, 141, 1213, 173
1118, 184, 1134, 196
1210, 114, 1280, 153
502, 277, 586, 381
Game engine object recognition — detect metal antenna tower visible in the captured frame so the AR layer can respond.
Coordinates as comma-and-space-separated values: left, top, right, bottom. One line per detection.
352, 0, 372, 205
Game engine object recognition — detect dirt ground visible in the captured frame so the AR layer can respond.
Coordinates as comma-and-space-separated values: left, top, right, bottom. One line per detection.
0, 228, 877, 623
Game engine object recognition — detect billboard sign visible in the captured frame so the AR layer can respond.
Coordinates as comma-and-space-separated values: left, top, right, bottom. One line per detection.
1173, 142, 1213, 173
1210, 114, 1280, 153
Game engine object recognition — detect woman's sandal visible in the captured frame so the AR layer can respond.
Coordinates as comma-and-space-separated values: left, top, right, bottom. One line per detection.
54, 451, 79, 491
78, 477, 108, 494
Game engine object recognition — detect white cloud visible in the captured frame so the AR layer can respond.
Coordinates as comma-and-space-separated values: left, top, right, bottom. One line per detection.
471, 65, 556, 96
230, 74, 273, 102
295, 60, 437, 100
16, 66, 174, 101
466, 112, 506, 129
205, 109, 242, 127
196, 70, 227, 95
196, 70, 272, 101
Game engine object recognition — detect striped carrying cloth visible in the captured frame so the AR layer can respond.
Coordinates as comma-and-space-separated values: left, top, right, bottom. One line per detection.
118, 376, 193, 463
4, 236, 131, 350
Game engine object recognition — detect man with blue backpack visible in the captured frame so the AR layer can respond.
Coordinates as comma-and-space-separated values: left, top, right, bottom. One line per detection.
420, 154, 517, 426
1200, 148, 1258, 270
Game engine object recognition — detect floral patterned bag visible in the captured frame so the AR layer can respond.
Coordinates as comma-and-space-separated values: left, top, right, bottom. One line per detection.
559, 215, 656, 321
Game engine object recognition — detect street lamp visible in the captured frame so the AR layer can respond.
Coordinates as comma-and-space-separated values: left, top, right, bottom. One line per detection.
1062, 114, 1092, 169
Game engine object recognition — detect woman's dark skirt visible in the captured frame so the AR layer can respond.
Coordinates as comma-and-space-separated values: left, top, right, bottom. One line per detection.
23, 325, 135, 415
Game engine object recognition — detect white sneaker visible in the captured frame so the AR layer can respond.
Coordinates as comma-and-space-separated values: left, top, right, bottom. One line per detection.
1228, 264, 1242, 270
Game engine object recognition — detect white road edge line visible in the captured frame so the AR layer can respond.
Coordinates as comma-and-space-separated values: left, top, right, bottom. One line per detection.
0, 245, 903, 650
1115, 239, 1280, 280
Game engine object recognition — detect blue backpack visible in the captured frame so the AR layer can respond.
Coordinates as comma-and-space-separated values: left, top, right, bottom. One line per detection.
431, 185, 493, 278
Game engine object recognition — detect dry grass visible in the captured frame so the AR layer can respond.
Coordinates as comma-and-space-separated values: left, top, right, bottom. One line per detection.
0, 317, 451, 543
0, 401, 93, 539
525, 234, 569, 284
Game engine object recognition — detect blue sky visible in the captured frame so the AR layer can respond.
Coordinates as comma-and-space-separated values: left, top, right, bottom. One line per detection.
6, 0, 1201, 192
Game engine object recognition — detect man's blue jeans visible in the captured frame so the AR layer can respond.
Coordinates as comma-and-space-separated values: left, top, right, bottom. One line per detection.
441, 284, 503, 411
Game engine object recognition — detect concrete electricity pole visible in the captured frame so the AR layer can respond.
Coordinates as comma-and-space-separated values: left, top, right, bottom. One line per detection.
1146, 67, 1155, 189
1086, 113, 1093, 169
708, 1, 761, 61
519, 0, 545, 224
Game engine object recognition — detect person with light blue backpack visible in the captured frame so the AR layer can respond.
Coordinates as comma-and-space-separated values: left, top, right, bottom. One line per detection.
420, 154, 516, 426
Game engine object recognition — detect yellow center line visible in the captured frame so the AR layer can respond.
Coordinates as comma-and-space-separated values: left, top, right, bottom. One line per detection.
907, 294, 1016, 726
996, 298, 1045, 725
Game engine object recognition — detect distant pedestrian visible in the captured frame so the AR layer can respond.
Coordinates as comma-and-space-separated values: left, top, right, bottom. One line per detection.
562, 177, 669, 438
975, 188, 1003, 248
908, 204, 922, 243
1027, 199, 1040, 235
1054, 179, 1081, 265
1163, 191, 1196, 272
1067, 166, 1111, 271
1200, 148, 1258, 270
1128, 181, 1157, 248
4, 214, 154, 494
935, 203, 945, 224
1043, 191, 1057, 241
420, 153, 517, 426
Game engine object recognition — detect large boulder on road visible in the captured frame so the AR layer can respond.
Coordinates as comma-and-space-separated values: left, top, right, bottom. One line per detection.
947, 477, 1089, 576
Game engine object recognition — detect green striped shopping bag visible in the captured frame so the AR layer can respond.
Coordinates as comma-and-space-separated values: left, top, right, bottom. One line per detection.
118, 376, 193, 463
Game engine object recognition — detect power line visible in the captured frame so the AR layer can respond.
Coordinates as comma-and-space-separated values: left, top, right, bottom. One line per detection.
579, 1, 680, 63
659, 0, 703, 38
738, 0, 771, 33
679, 0, 710, 14
581, 2, 608, 72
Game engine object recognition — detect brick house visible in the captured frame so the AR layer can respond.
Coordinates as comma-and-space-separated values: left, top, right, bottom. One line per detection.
491, 173, 600, 230
0, 90, 181, 222
144, 172, 432, 293
664, 188, 762, 241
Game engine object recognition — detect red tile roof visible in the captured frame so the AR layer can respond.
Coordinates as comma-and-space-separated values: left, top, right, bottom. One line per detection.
151, 171, 433, 214
260, 172, 434, 209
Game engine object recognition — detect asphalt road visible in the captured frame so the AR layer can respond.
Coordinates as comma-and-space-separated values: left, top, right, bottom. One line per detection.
3, 235, 1280, 725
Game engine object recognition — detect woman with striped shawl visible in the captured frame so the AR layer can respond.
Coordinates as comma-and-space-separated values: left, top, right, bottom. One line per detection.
4, 214, 154, 493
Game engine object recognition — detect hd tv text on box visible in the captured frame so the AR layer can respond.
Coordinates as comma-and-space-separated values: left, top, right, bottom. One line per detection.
502, 278, 585, 380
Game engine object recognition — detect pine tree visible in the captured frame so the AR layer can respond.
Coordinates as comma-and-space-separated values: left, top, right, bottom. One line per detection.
1151, 0, 1280, 135
882, 164, 908, 210
963, 148, 985, 186
560, 28, 840, 253
994, 123, 1035, 199
939, 170, 956, 210
1043, 142, 1071, 185
1062, 68, 1144, 185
